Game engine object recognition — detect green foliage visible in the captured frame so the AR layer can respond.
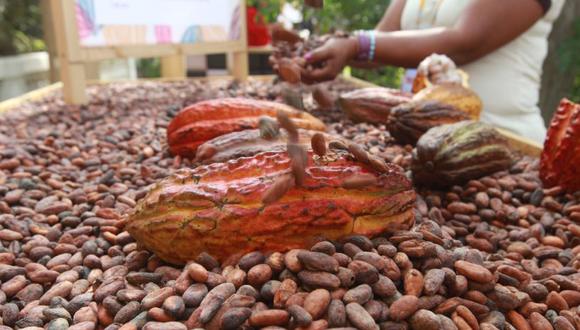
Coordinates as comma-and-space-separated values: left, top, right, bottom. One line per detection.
247, 0, 282, 23
558, 18, 580, 102
0, 0, 46, 55
137, 58, 161, 78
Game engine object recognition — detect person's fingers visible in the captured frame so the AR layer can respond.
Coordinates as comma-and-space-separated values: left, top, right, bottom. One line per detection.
301, 64, 337, 83
304, 46, 331, 64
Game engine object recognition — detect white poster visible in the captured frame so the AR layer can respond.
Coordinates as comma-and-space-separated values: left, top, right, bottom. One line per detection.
76, 0, 242, 47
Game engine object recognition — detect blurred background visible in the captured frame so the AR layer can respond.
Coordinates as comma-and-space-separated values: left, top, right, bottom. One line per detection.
0, 0, 578, 120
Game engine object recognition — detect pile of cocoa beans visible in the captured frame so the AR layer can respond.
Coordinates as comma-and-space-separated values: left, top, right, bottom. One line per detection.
0, 79, 578, 330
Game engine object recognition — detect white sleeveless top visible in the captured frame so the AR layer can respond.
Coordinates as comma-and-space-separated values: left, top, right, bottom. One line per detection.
400, 0, 565, 143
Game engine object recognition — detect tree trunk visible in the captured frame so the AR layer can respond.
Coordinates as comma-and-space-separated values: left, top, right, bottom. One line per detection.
539, 0, 580, 122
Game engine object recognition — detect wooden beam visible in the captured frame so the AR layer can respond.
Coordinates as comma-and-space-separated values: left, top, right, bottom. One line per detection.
40, 0, 59, 82
232, 0, 249, 81
161, 53, 186, 78
52, 0, 87, 104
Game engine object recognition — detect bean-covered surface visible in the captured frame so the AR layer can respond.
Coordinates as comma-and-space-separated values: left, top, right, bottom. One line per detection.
0, 78, 579, 330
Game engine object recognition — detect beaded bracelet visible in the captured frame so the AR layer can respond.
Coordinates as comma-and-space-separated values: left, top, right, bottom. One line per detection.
355, 30, 376, 62
368, 30, 376, 61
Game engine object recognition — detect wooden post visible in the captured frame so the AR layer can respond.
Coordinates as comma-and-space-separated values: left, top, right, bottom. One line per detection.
40, 0, 59, 83
232, 0, 249, 81
161, 50, 186, 78
51, 0, 88, 104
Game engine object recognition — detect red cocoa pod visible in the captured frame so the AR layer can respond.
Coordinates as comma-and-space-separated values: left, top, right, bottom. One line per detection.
342, 173, 378, 189
262, 174, 296, 204
167, 98, 325, 157
389, 295, 419, 321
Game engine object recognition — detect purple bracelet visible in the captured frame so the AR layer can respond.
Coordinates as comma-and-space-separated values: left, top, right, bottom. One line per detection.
355, 31, 371, 61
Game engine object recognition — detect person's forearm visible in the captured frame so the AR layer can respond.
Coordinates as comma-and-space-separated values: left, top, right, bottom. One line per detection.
372, 28, 474, 68
375, 0, 406, 32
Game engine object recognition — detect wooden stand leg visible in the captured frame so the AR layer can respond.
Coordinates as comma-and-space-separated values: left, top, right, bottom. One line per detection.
161, 54, 186, 78
61, 61, 88, 104
231, 50, 249, 81
84, 62, 100, 80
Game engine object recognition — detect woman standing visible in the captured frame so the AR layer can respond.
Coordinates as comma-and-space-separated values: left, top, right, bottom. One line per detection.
300, 0, 565, 143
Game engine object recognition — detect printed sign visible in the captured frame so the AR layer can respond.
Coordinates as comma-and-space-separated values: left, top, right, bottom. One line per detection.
76, 0, 242, 47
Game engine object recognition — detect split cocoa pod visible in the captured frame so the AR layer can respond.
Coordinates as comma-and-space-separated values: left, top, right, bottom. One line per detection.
413, 83, 482, 120
127, 147, 416, 264
412, 54, 482, 120
411, 121, 514, 188
540, 98, 580, 193
338, 87, 412, 124
167, 98, 325, 158
194, 128, 345, 165
387, 100, 471, 146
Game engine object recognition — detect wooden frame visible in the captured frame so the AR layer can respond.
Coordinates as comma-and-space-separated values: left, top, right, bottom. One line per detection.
42, 0, 249, 104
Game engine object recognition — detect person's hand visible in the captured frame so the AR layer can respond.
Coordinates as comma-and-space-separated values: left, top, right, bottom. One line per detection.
301, 37, 359, 83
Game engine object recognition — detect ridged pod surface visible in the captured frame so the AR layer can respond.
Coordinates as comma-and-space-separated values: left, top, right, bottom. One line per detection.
412, 83, 482, 120
411, 121, 514, 188
339, 87, 412, 124
195, 129, 343, 164
540, 98, 580, 192
388, 100, 470, 146
127, 150, 416, 264
167, 98, 326, 158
